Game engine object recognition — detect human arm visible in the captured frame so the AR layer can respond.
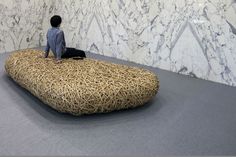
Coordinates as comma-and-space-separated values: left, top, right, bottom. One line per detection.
55, 31, 65, 61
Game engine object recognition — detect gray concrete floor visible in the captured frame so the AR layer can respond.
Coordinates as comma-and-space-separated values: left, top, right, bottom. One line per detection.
0, 49, 236, 156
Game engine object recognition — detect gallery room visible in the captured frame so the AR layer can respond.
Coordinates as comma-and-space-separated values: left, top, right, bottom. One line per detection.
0, 0, 236, 156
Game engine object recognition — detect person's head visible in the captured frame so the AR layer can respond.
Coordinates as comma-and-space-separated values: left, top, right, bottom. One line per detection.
50, 15, 62, 27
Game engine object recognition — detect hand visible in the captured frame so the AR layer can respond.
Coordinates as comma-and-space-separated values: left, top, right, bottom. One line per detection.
37, 55, 44, 58
55, 60, 62, 64
37, 52, 47, 59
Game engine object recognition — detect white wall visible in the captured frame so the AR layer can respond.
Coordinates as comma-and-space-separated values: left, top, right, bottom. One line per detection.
56, 0, 236, 86
1, 0, 236, 86
0, 0, 54, 52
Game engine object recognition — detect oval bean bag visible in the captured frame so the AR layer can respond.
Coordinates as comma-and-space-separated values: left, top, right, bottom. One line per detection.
5, 49, 159, 116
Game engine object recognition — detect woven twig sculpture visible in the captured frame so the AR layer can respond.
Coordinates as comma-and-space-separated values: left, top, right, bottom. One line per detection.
5, 49, 159, 116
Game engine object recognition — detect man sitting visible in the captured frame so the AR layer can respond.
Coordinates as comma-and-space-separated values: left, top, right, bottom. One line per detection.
44, 15, 86, 63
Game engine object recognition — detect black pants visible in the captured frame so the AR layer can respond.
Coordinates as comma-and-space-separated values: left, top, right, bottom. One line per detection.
61, 48, 86, 58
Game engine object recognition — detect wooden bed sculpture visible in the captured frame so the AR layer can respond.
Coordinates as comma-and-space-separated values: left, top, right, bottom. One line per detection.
5, 49, 159, 116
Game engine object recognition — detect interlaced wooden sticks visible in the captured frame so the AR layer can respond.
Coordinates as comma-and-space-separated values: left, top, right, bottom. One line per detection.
5, 49, 160, 116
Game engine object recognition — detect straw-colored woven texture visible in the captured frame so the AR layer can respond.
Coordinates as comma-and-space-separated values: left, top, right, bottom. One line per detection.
5, 49, 159, 116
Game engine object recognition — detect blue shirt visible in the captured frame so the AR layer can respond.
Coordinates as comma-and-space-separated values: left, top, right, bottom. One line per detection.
45, 27, 66, 60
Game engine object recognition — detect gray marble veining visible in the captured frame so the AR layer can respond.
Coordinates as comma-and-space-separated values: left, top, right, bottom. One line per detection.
0, 0, 55, 52
0, 0, 236, 86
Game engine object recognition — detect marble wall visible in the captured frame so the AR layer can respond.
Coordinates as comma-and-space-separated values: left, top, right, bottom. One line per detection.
55, 0, 236, 86
1, 0, 236, 86
0, 0, 55, 53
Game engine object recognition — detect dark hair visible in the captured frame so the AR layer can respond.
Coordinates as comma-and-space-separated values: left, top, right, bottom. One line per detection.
50, 15, 62, 27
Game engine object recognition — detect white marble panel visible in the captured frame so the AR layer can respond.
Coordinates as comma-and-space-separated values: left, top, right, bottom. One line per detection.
0, 0, 55, 53
1, 0, 236, 86
54, 0, 236, 86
